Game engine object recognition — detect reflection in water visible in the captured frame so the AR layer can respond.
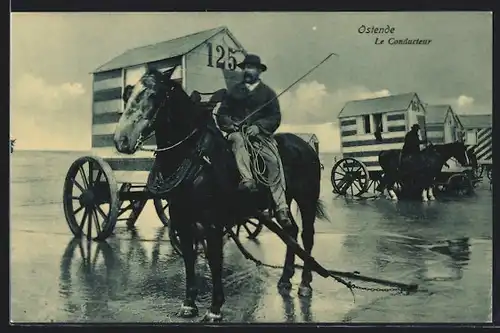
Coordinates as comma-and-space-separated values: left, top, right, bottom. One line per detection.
417, 237, 471, 282
58, 238, 121, 321
278, 292, 314, 323
58, 229, 190, 322
58, 227, 268, 322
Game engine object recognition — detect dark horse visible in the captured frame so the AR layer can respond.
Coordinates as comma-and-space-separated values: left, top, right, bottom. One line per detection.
113, 67, 328, 322
376, 141, 471, 201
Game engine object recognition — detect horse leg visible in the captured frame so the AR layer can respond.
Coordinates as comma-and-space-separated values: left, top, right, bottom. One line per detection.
375, 173, 386, 193
385, 175, 398, 201
176, 219, 199, 318
297, 201, 317, 298
421, 186, 429, 202
388, 183, 398, 201
277, 207, 299, 293
201, 222, 225, 322
427, 185, 436, 201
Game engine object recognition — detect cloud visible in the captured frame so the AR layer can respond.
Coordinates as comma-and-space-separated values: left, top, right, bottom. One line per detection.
457, 94, 474, 107
10, 73, 90, 150
277, 122, 341, 153
435, 94, 491, 115
279, 80, 391, 125
276, 81, 391, 152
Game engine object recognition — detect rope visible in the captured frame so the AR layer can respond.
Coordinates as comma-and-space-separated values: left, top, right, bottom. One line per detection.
240, 125, 282, 187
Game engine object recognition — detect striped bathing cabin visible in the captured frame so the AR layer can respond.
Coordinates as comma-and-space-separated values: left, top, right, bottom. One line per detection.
459, 114, 492, 166
91, 26, 246, 183
425, 104, 466, 172
425, 105, 464, 144
337, 92, 427, 172
294, 133, 319, 153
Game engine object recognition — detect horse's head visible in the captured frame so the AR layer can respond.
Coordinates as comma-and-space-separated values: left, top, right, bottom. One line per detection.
113, 67, 179, 154
437, 141, 471, 167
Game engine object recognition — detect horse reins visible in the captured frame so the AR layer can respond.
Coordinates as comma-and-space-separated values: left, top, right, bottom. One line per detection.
136, 85, 200, 154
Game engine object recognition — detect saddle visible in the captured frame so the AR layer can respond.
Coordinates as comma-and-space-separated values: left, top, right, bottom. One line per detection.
190, 89, 227, 114
398, 150, 423, 175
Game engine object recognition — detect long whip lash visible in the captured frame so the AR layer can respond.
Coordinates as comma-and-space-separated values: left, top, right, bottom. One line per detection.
235, 52, 339, 127
238, 52, 338, 186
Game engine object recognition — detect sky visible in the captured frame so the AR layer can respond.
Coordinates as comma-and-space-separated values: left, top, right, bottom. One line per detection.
11, 12, 492, 152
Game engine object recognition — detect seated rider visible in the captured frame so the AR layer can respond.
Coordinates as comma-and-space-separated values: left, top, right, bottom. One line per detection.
400, 124, 427, 168
216, 54, 292, 228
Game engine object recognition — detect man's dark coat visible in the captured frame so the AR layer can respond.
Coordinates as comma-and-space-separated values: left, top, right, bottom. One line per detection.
402, 130, 425, 156
217, 81, 281, 136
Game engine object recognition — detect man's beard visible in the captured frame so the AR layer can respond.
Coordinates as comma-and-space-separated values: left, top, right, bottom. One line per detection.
243, 72, 259, 84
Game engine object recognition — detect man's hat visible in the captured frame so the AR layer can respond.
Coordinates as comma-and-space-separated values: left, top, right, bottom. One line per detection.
237, 54, 267, 72
412, 124, 420, 130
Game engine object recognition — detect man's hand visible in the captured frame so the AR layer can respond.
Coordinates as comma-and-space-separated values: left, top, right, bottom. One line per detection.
226, 124, 237, 132
245, 125, 260, 136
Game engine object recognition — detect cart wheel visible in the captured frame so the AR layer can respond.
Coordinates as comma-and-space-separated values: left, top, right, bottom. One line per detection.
168, 223, 182, 256
233, 217, 263, 240
331, 157, 370, 196
474, 165, 484, 179
447, 173, 474, 196
153, 198, 170, 227
487, 168, 492, 181
63, 156, 119, 241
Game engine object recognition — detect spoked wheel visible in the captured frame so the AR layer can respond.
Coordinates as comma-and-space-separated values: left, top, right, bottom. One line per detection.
331, 157, 370, 196
232, 217, 263, 240
153, 198, 170, 227
447, 173, 474, 196
473, 165, 484, 179
168, 223, 182, 256
63, 156, 119, 241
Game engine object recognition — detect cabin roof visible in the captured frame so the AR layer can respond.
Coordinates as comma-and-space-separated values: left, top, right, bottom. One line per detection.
338, 92, 417, 118
425, 105, 451, 124
458, 114, 492, 129
294, 133, 319, 143
94, 26, 240, 73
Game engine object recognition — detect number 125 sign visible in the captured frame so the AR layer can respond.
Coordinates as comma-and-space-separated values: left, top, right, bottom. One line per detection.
206, 42, 238, 71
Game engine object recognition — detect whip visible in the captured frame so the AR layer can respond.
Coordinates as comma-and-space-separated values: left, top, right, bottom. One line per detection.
234, 52, 338, 128
236, 53, 338, 187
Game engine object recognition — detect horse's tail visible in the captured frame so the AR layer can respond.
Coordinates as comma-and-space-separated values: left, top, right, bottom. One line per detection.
315, 198, 329, 222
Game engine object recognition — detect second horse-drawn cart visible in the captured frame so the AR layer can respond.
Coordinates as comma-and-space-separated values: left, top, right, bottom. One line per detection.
331, 93, 476, 199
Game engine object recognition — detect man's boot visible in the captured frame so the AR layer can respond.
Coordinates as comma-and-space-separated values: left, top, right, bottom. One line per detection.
275, 208, 292, 228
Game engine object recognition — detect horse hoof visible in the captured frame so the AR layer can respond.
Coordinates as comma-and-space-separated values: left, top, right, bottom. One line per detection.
422, 197, 428, 202
429, 196, 436, 201
200, 311, 223, 323
298, 284, 313, 298
178, 304, 199, 318
391, 196, 398, 201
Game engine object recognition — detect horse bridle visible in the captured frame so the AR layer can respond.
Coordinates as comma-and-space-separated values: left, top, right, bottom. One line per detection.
135, 83, 199, 154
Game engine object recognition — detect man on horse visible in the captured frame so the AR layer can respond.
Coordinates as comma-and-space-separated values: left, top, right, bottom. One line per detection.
399, 123, 427, 169
216, 54, 291, 228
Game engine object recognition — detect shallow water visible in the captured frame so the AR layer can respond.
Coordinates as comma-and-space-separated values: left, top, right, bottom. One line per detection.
10, 151, 492, 323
